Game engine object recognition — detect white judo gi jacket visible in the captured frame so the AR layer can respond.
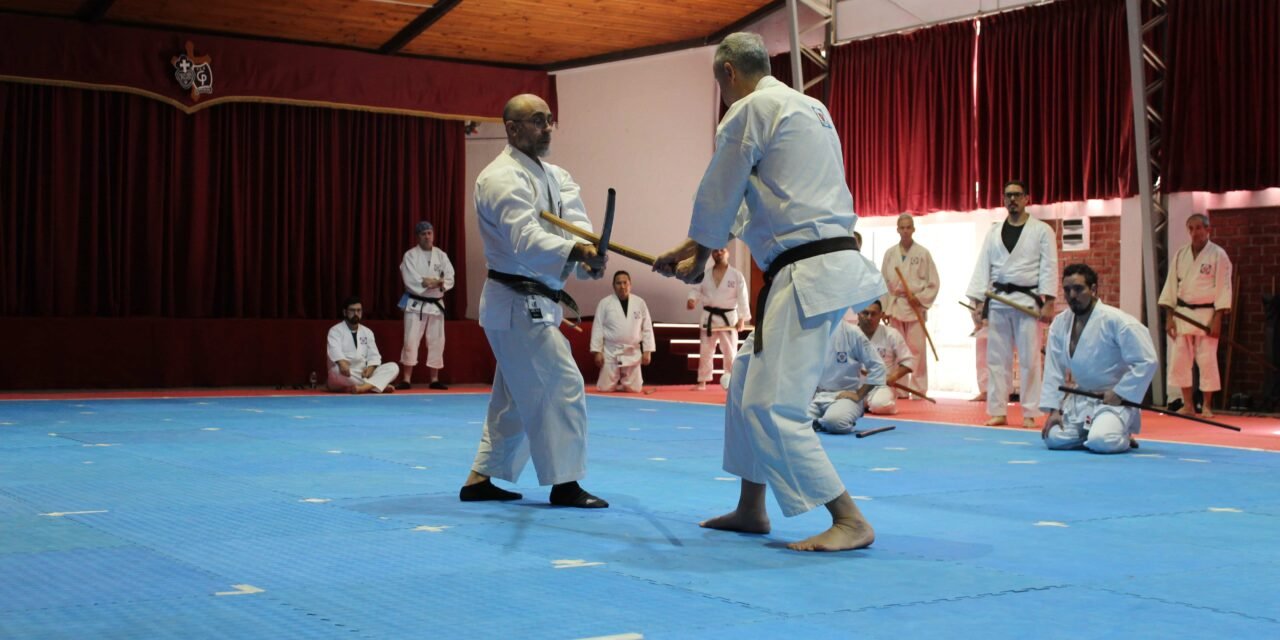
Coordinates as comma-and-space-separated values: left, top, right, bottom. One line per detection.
1040, 302, 1158, 432
966, 217, 1059, 310
591, 294, 655, 368
399, 246, 455, 315
688, 266, 751, 329
688, 75, 886, 516
865, 324, 914, 378
1158, 241, 1232, 336
326, 322, 385, 373
881, 242, 940, 322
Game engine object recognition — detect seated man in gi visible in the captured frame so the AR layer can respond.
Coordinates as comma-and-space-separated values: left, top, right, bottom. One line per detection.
808, 318, 887, 434
326, 296, 400, 394
855, 300, 916, 415
1040, 264, 1158, 453
590, 270, 656, 392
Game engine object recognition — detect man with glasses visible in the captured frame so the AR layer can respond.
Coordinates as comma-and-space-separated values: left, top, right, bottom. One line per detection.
1041, 263, 1157, 452
654, 32, 886, 552
1158, 214, 1232, 417
879, 213, 939, 398
460, 93, 610, 509
966, 180, 1058, 428
325, 296, 400, 394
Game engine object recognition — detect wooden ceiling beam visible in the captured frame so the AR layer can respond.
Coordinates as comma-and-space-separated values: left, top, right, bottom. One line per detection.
379, 0, 463, 55
78, 0, 115, 22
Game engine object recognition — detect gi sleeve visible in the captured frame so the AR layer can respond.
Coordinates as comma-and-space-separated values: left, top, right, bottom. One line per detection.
640, 299, 656, 352
439, 250, 456, 293
590, 298, 606, 353
966, 227, 995, 302
1037, 222, 1059, 299
1157, 249, 1179, 308
401, 251, 426, 296
1115, 316, 1159, 404
326, 328, 347, 365
475, 166, 578, 279
688, 105, 761, 250
857, 331, 887, 387
735, 270, 752, 322
893, 331, 916, 372
1038, 315, 1070, 412
1214, 250, 1233, 311
919, 251, 940, 308
366, 331, 383, 367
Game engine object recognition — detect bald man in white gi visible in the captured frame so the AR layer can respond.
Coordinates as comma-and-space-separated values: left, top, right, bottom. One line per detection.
688, 247, 750, 390
326, 297, 399, 394
591, 271, 655, 392
809, 319, 887, 434
855, 300, 915, 415
654, 33, 885, 552
966, 180, 1058, 428
880, 213, 938, 396
460, 93, 609, 509
397, 220, 455, 391
1159, 213, 1232, 417
1042, 264, 1158, 453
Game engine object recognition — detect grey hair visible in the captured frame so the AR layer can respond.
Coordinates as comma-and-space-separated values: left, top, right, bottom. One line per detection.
1187, 213, 1210, 228
714, 32, 771, 78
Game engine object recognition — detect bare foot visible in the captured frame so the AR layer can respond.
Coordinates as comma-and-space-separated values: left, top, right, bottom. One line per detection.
985, 416, 1008, 426
700, 510, 770, 534
642, 388, 657, 395
1021, 417, 1037, 429
787, 518, 875, 552
693, 382, 708, 391
382, 385, 396, 393
1177, 406, 1194, 415
970, 393, 987, 402
1201, 408, 1214, 418
350, 383, 374, 394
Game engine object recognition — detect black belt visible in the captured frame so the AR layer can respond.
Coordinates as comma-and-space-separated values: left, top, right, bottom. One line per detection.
984, 281, 1043, 319
406, 292, 445, 319
1176, 298, 1214, 310
754, 236, 858, 354
703, 306, 734, 336
487, 269, 580, 322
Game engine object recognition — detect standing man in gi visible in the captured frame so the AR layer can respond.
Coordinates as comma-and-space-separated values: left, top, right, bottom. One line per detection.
591, 270, 656, 393
397, 220, 455, 391
966, 180, 1058, 428
654, 32, 886, 552
326, 296, 400, 394
688, 247, 750, 390
1159, 214, 1232, 417
460, 93, 609, 509
1041, 264, 1158, 453
856, 300, 916, 415
880, 213, 938, 397
808, 318, 886, 434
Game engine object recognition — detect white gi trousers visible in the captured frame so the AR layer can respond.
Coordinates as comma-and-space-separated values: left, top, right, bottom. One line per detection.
889, 318, 928, 395
807, 392, 866, 434
1167, 334, 1221, 391
1043, 394, 1137, 454
986, 307, 1042, 418
401, 310, 445, 369
698, 330, 738, 383
724, 271, 847, 517
866, 386, 897, 415
597, 344, 643, 392
472, 303, 587, 486
327, 363, 400, 393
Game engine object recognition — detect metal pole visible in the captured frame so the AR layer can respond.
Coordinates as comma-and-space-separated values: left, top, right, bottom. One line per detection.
1125, 0, 1166, 405
786, 0, 804, 91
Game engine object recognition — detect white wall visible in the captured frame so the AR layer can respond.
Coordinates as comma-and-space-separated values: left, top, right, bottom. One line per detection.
461, 46, 731, 322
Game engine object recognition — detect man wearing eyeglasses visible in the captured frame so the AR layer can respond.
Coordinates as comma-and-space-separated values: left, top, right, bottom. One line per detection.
965, 180, 1059, 429
654, 32, 886, 553
460, 93, 610, 509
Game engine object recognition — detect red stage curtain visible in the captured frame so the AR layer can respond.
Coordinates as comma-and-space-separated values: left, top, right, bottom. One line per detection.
0, 82, 466, 320
1166, 0, 1280, 193
829, 21, 977, 217
975, 0, 1135, 208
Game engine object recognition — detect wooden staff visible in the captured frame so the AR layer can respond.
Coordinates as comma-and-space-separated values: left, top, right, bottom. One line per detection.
890, 381, 936, 404
1059, 386, 1241, 432
711, 325, 754, 333
985, 291, 1042, 319
1166, 307, 1277, 372
539, 211, 656, 265
855, 425, 896, 438
894, 267, 939, 361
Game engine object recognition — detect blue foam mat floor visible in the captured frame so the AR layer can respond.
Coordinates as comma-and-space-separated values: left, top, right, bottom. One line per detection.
0, 394, 1277, 639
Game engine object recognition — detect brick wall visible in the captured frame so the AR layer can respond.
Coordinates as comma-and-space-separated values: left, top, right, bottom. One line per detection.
1202, 207, 1280, 405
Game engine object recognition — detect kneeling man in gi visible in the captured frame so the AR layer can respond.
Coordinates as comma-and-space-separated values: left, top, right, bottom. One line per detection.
326, 296, 400, 394
809, 318, 887, 434
854, 300, 916, 415
590, 270, 656, 392
1041, 264, 1158, 453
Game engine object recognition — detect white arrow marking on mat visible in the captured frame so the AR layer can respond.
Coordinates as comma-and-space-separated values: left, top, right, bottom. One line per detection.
412, 466, 427, 470
648, 457, 667, 461
425, 435, 443, 440
884, 447, 907, 451
870, 467, 899, 472
202, 427, 221, 431
326, 450, 342, 454
637, 408, 658, 413
1008, 460, 1039, 465
215, 584, 264, 596
413, 525, 453, 533
243, 409, 264, 413
1208, 507, 1243, 513
292, 416, 310, 420
1132, 453, 1163, 458
851, 496, 873, 501
553, 559, 605, 569
196, 402, 210, 406
1035, 521, 1069, 527
0, 421, 14, 425
40, 510, 108, 517
576, 634, 644, 640
1179, 458, 1210, 463
677, 426, 694, 430
79, 411, 96, 415
714, 476, 736, 482
999, 441, 1032, 446
628, 428, 641, 431
82, 443, 116, 448
964, 437, 984, 441
82, 461, 93, 465
299, 498, 331, 503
